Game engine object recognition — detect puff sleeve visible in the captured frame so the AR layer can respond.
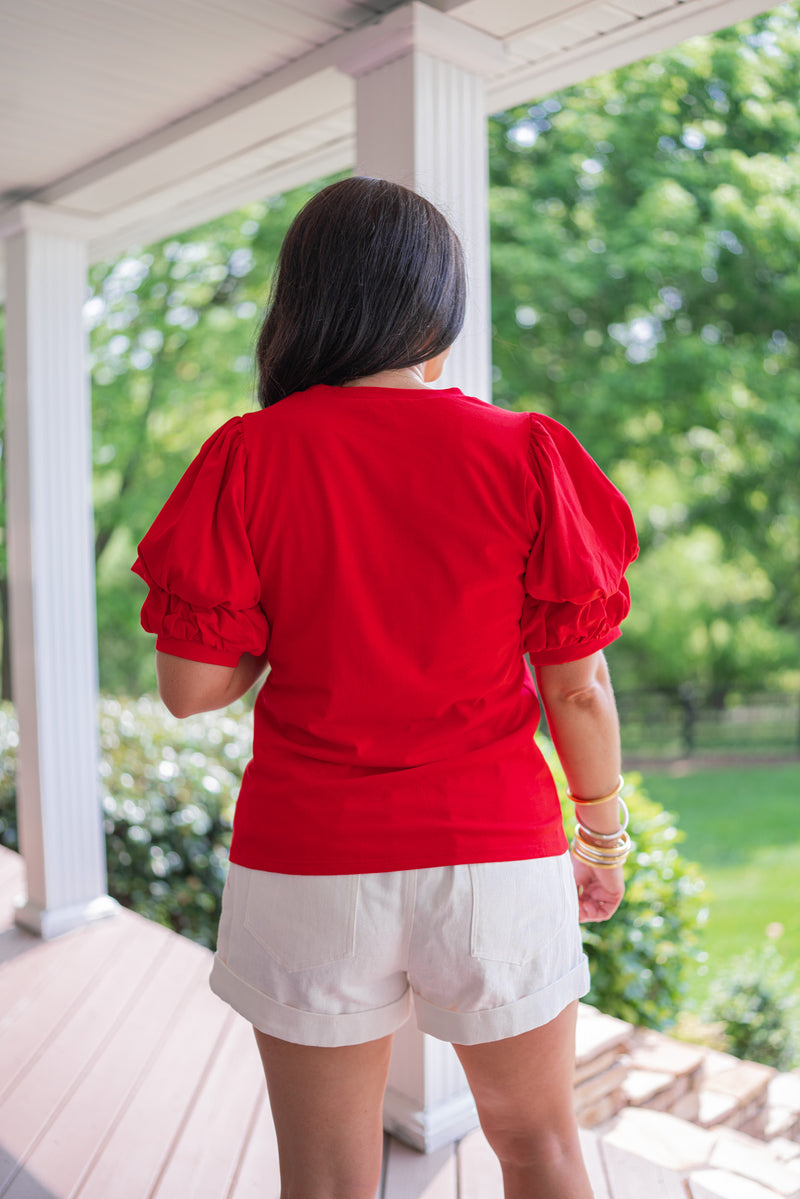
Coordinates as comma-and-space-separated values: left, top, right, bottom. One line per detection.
522, 414, 638, 665
131, 416, 270, 667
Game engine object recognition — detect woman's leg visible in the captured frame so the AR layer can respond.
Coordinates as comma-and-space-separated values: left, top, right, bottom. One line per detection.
253, 1027, 393, 1199
453, 1001, 593, 1199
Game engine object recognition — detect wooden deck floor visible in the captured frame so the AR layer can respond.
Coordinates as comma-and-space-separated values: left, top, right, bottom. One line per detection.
0, 845, 640, 1199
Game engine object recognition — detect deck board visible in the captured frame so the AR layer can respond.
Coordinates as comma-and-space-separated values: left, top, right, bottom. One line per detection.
0, 918, 124, 1112
382, 1139, 457, 1198
457, 1126, 504, 1196
226, 1094, 281, 1199
0, 918, 162, 1183
151, 1013, 267, 1199
74, 964, 233, 1199
580, 1127, 613, 1199
4, 930, 208, 1198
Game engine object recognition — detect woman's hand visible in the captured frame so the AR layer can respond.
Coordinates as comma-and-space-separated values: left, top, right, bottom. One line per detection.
571, 850, 625, 922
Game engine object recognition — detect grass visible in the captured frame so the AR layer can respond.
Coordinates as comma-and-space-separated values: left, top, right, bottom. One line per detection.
636, 763, 800, 1010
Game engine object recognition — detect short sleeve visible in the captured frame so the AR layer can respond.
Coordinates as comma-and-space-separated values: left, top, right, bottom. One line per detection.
522, 414, 638, 665
131, 417, 270, 667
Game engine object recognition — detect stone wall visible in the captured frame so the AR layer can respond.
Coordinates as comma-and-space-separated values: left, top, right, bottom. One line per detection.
575, 1003, 800, 1198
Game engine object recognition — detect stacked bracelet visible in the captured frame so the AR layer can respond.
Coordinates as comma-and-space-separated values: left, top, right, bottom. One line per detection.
566, 774, 624, 806
575, 797, 630, 842
572, 827, 631, 869
566, 775, 632, 869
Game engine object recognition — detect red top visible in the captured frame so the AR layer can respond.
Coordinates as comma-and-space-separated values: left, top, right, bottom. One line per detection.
132, 385, 638, 874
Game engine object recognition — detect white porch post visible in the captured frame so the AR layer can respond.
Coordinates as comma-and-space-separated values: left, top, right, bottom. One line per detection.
341, 4, 504, 1151
1, 202, 117, 939
355, 49, 492, 401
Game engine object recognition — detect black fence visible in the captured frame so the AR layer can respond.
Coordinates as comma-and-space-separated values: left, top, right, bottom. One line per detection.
612, 690, 800, 760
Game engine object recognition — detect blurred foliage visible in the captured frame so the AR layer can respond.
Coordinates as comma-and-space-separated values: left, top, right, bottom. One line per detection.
702, 942, 800, 1069
0, 697, 253, 948
489, 4, 800, 699
544, 740, 707, 1029
0, 700, 15, 850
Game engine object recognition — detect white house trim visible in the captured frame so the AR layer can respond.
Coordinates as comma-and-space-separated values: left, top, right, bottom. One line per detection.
354, 48, 491, 399
4, 205, 117, 939
486, 0, 778, 112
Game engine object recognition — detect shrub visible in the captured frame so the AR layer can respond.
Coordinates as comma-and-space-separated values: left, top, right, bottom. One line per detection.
0, 701, 707, 1025
0, 705, 18, 853
701, 943, 800, 1070
0, 697, 254, 948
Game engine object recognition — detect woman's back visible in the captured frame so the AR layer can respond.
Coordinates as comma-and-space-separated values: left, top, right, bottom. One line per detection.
246, 383, 534, 766
136, 377, 634, 873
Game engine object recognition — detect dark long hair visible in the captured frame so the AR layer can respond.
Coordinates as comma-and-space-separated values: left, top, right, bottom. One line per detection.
255, 177, 466, 407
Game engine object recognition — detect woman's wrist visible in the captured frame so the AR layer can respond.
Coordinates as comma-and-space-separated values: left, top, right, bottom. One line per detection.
566, 775, 632, 868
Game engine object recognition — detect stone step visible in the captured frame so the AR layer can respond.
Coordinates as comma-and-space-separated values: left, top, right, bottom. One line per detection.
689, 1168, 788, 1198
698, 1088, 743, 1129
769, 1076, 800, 1119
575, 1003, 634, 1069
575, 1060, 629, 1129
575, 1089, 627, 1129
741, 1106, 800, 1142
601, 1107, 800, 1198
622, 1066, 694, 1113
628, 1028, 708, 1080
701, 1059, 777, 1110
600, 1140, 688, 1198
601, 1107, 717, 1173
769, 1139, 800, 1165
709, 1129, 800, 1197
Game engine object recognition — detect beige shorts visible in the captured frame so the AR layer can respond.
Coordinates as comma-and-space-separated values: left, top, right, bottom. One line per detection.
209, 849, 589, 1047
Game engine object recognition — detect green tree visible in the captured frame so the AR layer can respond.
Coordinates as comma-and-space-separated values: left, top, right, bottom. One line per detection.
489, 3, 800, 697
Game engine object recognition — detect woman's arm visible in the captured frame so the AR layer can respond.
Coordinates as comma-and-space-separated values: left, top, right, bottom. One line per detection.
156, 650, 269, 718
535, 650, 626, 922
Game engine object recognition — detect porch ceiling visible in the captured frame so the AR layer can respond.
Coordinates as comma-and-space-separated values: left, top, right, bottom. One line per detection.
0, 0, 775, 283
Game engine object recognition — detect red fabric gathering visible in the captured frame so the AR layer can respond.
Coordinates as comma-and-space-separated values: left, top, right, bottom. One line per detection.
521, 414, 638, 663
132, 386, 638, 874
132, 418, 270, 667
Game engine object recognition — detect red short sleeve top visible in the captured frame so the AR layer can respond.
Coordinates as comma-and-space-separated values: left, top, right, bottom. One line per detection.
132, 386, 638, 874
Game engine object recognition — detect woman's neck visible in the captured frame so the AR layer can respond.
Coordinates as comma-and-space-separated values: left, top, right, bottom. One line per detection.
343, 365, 430, 390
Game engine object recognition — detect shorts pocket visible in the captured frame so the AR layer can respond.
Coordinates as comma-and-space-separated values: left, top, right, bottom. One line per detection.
243, 870, 359, 973
469, 854, 570, 966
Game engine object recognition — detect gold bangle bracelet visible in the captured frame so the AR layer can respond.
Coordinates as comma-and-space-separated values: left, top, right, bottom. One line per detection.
576, 798, 630, 844
566, 774, 624, 807
575, 827, 631, 853
572, 828, 632, 867
576, 823, 623, 846
572, 840, 630, 869
572, 844, 629, 869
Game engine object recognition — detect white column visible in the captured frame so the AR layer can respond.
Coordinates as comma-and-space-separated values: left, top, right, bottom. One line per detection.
340, 5, 505, 1150
1, 202, 117, 939
355, 49, 492, 401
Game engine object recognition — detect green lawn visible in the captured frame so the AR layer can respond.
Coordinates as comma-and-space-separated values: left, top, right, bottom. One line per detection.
636, 764, 800, 1009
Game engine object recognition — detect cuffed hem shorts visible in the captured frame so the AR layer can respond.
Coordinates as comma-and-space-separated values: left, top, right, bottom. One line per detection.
209, 849, 590, 1048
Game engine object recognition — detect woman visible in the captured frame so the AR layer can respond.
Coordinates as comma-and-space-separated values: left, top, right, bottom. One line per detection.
133, 176, 638, 1199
